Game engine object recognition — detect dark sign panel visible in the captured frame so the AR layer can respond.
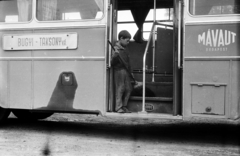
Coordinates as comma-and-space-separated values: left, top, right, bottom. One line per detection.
185, 23, 240, 56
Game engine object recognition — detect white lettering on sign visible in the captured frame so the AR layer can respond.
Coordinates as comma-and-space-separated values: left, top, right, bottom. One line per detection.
3, 33, 77, 50
198, 29, 236, 48
206, 47, 228, 52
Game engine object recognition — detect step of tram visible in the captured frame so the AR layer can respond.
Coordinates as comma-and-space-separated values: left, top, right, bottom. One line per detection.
128, 96, 173, 114
146, 82, 173, 97
133, 73, 173, 82
131, 82, 173, 97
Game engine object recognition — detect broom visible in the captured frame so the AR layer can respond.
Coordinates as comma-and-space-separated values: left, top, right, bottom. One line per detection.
108, 40, 143, 89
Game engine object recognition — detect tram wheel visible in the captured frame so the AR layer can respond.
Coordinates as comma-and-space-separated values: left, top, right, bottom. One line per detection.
0, 107, 11, 123
12, 110, 53, 120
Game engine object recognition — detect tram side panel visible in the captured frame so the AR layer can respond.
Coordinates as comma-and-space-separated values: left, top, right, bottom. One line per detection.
0, 30, 33, 109
0, 27, 106, 113
32, 27, 106, 113
184, 23, 240, 119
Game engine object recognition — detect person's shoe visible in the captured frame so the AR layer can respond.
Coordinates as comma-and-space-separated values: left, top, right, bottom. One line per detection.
122, 107, 131, 113
116, 108, 125, 113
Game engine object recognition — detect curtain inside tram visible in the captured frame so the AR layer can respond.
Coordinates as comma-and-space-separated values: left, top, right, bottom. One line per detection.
37, 0, 58, 21
131, 7, 150, 43
36, 0, 104, 21
17, 0, 32, 22
95, 0, 103, 12
79, 0, 103, 19
189, 0, 240, 15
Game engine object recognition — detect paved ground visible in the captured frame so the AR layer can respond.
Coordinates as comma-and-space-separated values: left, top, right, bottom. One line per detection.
0, 113, 239, 156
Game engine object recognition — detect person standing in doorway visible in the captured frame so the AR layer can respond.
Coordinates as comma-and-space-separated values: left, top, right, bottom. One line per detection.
111, 30, 134, 113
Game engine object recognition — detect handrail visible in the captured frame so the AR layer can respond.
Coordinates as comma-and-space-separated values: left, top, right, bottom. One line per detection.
141, 21, 173, 113
152, 0, 156, 83
141, 21, 156, 113
155, 22, 173, 28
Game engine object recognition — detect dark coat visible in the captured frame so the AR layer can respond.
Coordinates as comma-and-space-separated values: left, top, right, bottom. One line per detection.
111, 41, 131, 74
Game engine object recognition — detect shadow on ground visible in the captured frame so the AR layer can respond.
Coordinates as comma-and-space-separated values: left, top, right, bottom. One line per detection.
2, 114, 240, 147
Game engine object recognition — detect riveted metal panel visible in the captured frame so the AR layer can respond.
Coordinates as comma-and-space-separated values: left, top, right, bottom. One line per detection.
183, 22, 240, 119
191, 84, 226, 115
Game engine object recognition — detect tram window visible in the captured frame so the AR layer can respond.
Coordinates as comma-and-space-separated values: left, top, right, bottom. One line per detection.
36, 0, 103, 21
189, 0, 240, 15
143, 8, 173, 40
117, 9, 173, 41
0, 0, 32, 23
117, 10, 137, 41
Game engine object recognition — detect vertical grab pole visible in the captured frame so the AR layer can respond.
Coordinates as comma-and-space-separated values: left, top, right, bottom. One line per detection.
152, 0, 156, 82
108, 4, 113, 67
142, 50, 147, 113
142, 23, 155, 113
178, 0, 182, 69
141, 0, 157, 113
108, 3, 113, 111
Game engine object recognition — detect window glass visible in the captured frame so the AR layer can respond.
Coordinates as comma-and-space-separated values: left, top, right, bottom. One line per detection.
145, 8, 173, 21
36, 0, 104, 21
118, 10, 134, 22
189, 0, 240, 15
117, 23, 138, 40
143, 8, 173, 40
117, 8, 173, 41
143, 22, 173, 40
0, 0, 32, 23
117, 10, 137, 40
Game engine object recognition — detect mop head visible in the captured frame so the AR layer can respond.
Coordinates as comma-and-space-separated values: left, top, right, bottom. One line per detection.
133, 81, 143, 89
131, 82, 155, 97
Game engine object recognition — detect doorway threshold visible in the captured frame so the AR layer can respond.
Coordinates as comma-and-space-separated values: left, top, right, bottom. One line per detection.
105, 112, 183, 120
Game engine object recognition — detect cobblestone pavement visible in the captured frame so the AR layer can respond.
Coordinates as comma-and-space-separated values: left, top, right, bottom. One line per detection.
0, 113, 239, 156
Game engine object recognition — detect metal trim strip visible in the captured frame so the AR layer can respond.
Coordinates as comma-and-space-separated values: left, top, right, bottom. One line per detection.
184, 57, 240, 61
0, 24, 107, 31
190, 82, 227, 86
185, 21, 240, 25
0, 57, 105, 61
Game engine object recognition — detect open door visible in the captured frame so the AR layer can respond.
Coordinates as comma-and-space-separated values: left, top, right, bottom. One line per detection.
173, 0, 183, 116
108, 0, 118, 112
183, 0, 240, 120
106, 0, 183, 119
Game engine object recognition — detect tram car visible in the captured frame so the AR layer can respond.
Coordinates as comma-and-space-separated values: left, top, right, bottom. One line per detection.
0, 0, 239, 122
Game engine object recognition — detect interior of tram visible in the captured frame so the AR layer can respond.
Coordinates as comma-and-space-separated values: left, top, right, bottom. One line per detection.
108, 0, 181, 116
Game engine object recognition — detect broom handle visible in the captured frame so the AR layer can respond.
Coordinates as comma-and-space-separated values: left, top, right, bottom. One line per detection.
108, 40, 136, 83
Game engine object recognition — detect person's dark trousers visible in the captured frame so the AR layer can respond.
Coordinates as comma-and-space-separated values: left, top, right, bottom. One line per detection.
114, 69, 133, 112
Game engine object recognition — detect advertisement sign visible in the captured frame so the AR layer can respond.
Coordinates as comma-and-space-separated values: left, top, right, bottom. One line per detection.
185, 24, 240, 56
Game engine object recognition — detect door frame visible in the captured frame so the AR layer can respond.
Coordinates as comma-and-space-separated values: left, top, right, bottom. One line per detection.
173, 0, 183, 116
